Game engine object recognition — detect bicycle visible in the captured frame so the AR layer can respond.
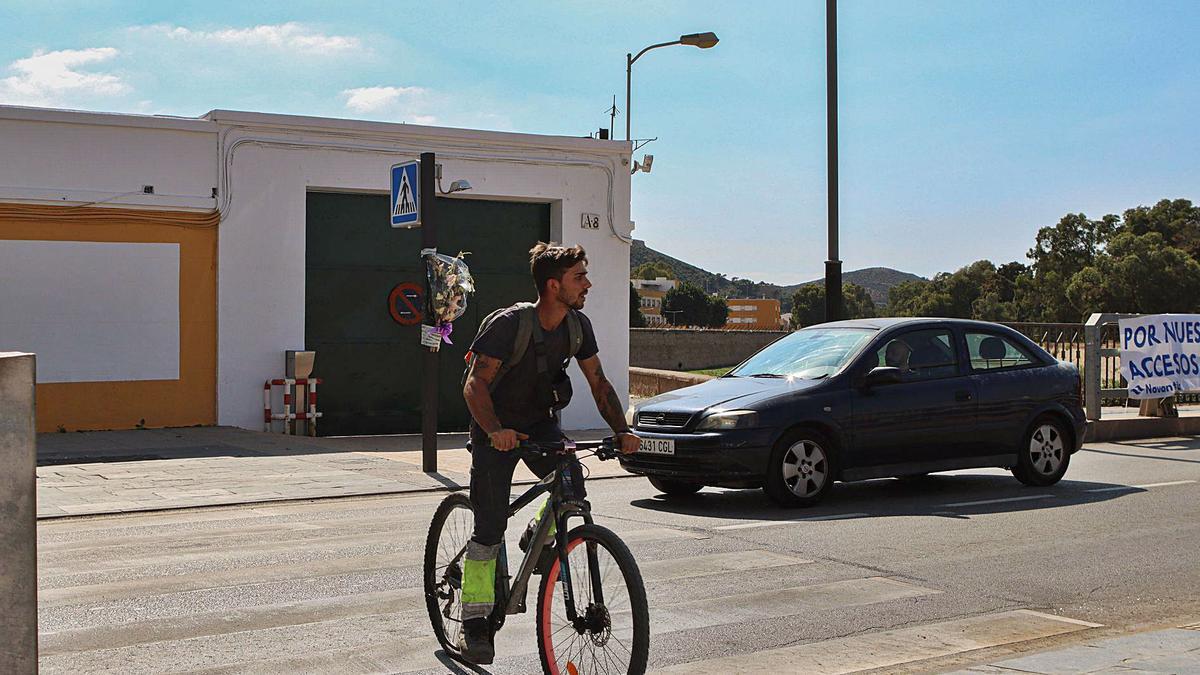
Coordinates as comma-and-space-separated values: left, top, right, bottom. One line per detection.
423, 437, 650, 674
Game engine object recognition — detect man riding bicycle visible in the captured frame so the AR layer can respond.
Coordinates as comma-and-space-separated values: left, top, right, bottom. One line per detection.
459, 242, 641, 664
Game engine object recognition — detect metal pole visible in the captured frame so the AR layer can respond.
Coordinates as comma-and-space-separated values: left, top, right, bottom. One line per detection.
824, 0, 843, 323
420, 152, 438, 472
0, 352, 38, 674
625, 53, 633, 142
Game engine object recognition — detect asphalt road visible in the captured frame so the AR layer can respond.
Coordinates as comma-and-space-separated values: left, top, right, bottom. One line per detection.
37, 436, 1200, 674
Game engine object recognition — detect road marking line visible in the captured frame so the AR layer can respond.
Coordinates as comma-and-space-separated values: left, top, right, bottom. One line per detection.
1086, 479, 1196, 493
942, 495, 1052, 507
652, 609, 1102, 674
713, 513, 869, 530
638, 550, 811, 581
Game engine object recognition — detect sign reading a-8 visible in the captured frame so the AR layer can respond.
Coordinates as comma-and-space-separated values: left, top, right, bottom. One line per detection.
390, 161, 420, 228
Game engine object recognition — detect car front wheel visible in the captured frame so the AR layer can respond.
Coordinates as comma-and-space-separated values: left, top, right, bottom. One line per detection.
1012, 416, 1071, 486
764, 429, 835, 507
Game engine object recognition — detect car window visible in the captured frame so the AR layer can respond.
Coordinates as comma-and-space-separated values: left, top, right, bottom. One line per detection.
870, 328, 959, 381
966, 332, 1036, 371
729, 328, 875, 379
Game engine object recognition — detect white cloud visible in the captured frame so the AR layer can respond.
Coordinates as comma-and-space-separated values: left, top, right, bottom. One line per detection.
341, 85, 437, 124
140, 22, 361, 55
0, 47, 129, 107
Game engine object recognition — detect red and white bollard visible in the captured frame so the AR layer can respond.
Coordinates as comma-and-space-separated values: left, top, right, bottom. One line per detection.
264, 378, 322, 435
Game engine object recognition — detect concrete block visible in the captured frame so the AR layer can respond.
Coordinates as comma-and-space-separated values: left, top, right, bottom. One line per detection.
0, 352, 37, 673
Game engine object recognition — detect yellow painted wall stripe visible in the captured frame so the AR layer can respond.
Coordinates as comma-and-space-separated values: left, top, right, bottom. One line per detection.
0, 204, 217, 432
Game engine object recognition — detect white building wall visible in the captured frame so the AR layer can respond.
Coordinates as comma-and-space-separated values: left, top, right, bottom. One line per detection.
0, 107, 216, 210
209, 111, 632, 431
0, 106, 633, 432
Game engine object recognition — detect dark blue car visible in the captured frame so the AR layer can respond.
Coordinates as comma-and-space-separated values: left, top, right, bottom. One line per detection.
621, 318, 1087, 507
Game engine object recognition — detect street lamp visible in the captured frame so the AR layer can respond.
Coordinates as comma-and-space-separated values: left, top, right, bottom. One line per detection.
626, 32, 719, 142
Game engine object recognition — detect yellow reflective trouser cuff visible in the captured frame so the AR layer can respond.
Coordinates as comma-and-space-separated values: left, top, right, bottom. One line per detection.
461, 540, 500, 618
536, 496, 556, 537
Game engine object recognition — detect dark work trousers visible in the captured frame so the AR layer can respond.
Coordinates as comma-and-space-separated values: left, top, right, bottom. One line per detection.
468, 418, 583, 547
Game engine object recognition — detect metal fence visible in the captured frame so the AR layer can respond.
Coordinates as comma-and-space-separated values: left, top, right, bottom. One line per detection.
1004, 317, 1198, 419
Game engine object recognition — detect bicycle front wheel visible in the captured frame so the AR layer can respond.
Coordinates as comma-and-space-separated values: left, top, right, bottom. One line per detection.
536, 524, 649, 675
423, 491, 474, 658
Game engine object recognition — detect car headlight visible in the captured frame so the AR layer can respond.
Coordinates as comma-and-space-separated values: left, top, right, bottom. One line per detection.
695, 410, 758, 430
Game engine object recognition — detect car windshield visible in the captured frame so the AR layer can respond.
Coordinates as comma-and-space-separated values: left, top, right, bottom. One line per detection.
728, 328, 876, 379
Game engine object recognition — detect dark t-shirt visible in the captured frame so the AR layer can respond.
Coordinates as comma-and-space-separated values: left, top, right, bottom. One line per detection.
468, 306, 599, 433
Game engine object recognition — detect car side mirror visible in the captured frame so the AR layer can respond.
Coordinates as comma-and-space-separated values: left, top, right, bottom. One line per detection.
864, 366, 902, 388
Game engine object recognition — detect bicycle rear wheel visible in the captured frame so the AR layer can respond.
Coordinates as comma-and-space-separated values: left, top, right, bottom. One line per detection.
424, 492, 474, 657
536, 524, 649, 675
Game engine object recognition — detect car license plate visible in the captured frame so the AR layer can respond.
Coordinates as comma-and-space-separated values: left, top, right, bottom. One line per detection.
639, 438, 675, 455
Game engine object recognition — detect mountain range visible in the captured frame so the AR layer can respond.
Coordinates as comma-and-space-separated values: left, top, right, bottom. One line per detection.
631, 239, 925, 310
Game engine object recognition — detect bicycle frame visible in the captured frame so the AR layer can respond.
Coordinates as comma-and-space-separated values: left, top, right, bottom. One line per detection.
496, 453, 600, 624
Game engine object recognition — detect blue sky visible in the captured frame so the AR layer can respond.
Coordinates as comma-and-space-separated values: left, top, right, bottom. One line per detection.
2, 1, 1198, 285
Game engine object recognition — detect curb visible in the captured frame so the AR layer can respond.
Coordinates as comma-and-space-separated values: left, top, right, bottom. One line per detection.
36, 470, 643, 521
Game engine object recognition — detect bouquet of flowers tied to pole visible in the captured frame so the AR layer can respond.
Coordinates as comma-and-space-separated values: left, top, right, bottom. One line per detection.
421, 248, 474, 349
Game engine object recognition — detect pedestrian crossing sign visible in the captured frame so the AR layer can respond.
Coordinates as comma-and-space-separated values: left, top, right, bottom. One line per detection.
390, 161, 420, 228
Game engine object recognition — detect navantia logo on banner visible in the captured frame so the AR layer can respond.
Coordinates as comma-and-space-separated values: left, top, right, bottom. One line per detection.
1119, 314, 1200, 399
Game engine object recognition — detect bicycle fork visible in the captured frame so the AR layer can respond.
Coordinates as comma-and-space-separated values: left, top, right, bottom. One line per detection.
503, 502, 597, 620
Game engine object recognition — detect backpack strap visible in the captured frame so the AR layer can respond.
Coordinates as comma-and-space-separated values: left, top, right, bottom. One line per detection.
490, 302, 536, 391
565, 310, 583, 360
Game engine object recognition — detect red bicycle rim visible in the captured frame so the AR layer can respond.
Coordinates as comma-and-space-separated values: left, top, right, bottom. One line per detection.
539, 536, 585, 675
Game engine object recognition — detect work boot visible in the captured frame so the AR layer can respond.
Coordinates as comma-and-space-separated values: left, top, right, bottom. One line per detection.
519, 518, 557, 574
457, 617, 494, 665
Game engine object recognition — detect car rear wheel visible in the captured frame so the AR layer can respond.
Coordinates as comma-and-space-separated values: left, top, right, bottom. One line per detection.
648, 476, 703, 496
1012, 415, 1071, 486
764, 429, 835, 507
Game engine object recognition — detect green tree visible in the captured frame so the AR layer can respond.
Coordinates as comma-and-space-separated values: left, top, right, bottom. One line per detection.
789, 283, 875, 328
1023, 212, 1119, 321
632, 262, 675, 280
629, 283, 646, 328
707, 295, 729, 328
1122, 198, 1200, 259
789, 285, 825, 328
662, 282, 710, 327
843, 284, 877, 320
1066, 232, 1200, 315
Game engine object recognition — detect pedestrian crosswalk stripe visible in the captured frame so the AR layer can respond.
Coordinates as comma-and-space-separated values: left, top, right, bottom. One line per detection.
713, 513, 868, 530
652, 609, 1101, 674
637, 550, 811, 581
942, 494, 1052, 508
1086, 479, 1197, 493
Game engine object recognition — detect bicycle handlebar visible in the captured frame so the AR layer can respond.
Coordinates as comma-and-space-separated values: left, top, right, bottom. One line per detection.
512, 437, 621, 461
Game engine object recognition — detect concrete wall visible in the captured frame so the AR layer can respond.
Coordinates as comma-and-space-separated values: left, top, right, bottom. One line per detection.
629, 367, 713, 397
209, 110, 632, 432
0, 352, 37, 673
630, 328, 789, 371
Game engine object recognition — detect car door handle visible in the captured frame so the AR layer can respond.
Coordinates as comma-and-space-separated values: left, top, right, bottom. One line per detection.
955, 390, 973, 402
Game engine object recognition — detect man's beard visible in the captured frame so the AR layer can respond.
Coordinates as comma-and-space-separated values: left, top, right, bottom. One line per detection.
559, 289, 586, 310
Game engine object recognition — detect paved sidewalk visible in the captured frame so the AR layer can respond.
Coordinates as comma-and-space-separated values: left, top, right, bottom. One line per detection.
951, 624, 1200, 674
35, 426, 631, 519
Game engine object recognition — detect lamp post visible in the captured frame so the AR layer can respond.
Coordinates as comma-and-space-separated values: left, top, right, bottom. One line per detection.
626, 31, 719, 142
824, 0, 842, 323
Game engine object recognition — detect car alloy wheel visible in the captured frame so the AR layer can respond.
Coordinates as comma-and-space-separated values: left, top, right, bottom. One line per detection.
1012, 415, 1071, 487
781, 439, 828, 498
1028, 422, 1065, 476
765, 429, 836, 507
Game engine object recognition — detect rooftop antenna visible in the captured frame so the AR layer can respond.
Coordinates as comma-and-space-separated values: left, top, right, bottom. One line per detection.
606, 95, 619, 140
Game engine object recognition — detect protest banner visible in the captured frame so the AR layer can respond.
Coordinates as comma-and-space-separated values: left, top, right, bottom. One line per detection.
1118, 314, 1200, 399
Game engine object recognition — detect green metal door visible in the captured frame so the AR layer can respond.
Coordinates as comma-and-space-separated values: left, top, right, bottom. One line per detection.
305, 192, 550, 436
